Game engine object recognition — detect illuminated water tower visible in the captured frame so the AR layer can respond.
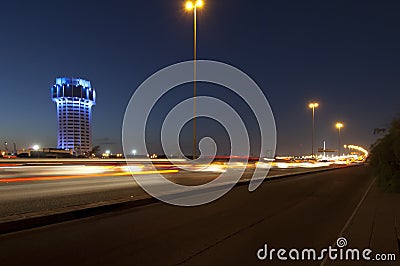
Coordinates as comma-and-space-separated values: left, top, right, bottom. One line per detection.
51, 78, 96, 155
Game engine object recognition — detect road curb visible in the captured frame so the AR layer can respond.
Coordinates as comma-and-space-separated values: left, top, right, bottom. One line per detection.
0, 197, 157, 235
0, 164, 362, 235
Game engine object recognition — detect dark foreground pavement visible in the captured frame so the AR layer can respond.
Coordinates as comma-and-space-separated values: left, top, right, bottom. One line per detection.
0, 165, 399, 265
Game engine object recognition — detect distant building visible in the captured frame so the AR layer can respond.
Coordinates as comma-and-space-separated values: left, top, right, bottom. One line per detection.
17, 148, 73, 158
51, 77, 96, 155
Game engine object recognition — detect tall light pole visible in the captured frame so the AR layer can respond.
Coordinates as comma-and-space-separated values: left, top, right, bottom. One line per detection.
185, 0, 204, 159
308, 102, 319, 158
335, 122, 344, 157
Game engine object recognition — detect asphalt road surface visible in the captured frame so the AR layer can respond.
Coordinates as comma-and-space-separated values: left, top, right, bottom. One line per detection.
0, 161, 336, 220
0, 165, 377, 265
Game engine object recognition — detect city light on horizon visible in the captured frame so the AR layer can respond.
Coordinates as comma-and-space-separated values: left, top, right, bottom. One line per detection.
347, 144, 369, 157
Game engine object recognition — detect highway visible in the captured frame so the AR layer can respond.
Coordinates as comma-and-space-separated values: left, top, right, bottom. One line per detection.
0, 159, 339, 221
0, 165, 379, 265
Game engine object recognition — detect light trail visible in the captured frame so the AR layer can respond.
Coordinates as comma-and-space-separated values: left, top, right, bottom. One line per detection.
0, 170, 179, 183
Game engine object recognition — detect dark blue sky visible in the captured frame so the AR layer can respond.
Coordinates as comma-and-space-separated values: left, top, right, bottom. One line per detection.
0, 0, 399, 155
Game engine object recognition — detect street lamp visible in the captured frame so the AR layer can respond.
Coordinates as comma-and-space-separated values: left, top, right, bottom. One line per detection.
185, 0, 204, 159
308, 102, 319, 158
32, 144, 40, 158
335, 122, 344, 157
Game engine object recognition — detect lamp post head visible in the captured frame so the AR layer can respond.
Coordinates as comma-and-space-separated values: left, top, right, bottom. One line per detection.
308, 102, 319, 109
185, 0, 204, 11
336, 122, 344, 129
196, 0, 204, 8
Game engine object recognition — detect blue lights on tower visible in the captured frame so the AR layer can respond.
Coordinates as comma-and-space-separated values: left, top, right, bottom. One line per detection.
51, 78, 96, 155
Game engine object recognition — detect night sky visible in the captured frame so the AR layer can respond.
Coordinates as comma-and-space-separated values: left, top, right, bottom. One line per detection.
0, 0, 399, 156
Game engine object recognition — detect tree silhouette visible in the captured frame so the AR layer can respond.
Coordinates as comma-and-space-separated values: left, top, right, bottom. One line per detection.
370, 117, 400, 192
373, 128, 386, 135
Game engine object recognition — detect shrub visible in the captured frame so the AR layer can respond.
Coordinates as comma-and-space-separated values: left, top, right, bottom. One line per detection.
370, 117, 400, 192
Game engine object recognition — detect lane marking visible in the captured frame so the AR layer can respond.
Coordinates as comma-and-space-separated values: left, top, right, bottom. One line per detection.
320, 176, 376, 266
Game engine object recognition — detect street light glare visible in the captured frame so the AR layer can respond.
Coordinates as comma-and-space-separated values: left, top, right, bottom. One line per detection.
336, 122, 344, 129
185, 1, 194, 10
308, 102, 319, 109
185, 0, 203, 11
32, 145, 40, 151
196, 0, 204, 8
